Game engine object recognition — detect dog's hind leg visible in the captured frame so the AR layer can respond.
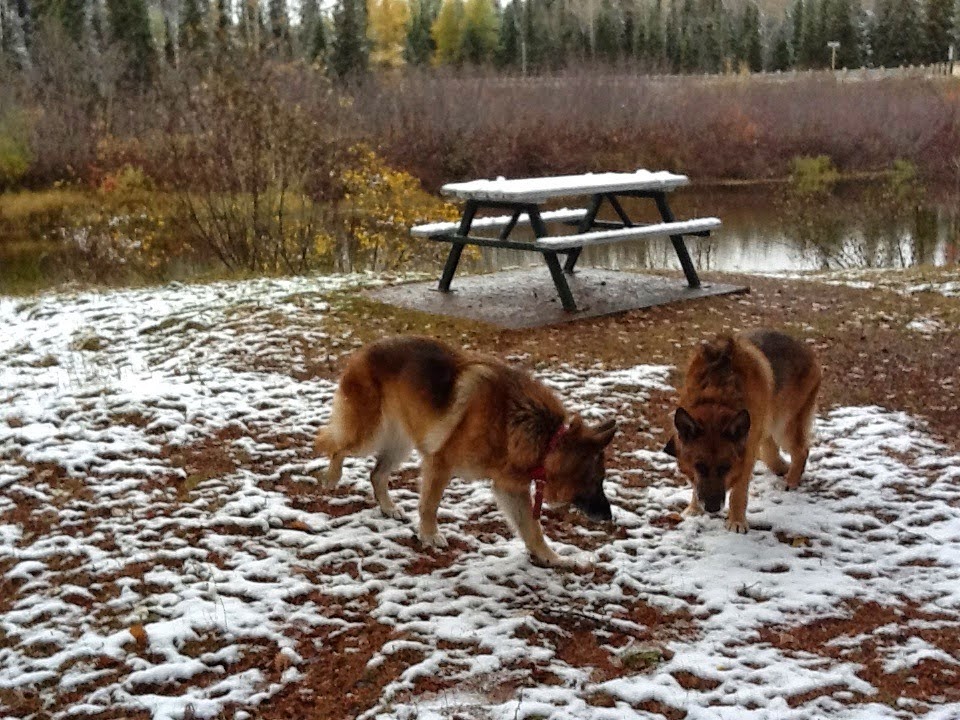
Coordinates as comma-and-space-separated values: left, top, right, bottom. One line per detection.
760, 436, 789, 476
492, 483, 586, 570
417, 456, 452, 548
370, 429, 412, 521
314, 424, 349, 491
782, 383, 819, 490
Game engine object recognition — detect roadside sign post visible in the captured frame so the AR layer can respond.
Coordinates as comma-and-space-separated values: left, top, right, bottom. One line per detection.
827, 41, 840, 71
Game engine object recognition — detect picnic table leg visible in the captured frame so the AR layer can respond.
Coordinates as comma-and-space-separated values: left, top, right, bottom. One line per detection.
654, 192, 702, 289
529, 206, 577, 312
543, 252, 578, 312
438, 200, 478, 292
563, 193, 604, 274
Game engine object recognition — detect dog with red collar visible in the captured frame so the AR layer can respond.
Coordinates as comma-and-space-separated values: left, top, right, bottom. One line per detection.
314, 336, 617, 570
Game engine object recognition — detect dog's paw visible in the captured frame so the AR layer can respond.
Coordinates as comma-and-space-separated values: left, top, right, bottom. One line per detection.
725, 516, 749, 533
418, 529, 448, 548
681, 503, 703, 518
417, 528, 450, 550
380, 503, 406, 521
544, 553, 592, 573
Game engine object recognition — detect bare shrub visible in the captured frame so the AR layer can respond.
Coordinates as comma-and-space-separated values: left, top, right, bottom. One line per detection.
13, 21, 125, 185
146, 55, 355, 274
352, 70, 960, 188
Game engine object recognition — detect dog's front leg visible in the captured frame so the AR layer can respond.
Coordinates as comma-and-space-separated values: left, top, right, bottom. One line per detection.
492, 483, 587, 571
682, 485, 703, 518
725, 472, 750, 533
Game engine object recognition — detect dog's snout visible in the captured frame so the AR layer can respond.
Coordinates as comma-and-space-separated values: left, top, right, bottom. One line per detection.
574, 491, 613, 523
701, 493, 725, 514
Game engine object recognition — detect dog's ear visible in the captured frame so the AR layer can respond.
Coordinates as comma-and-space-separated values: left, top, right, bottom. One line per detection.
663, 436, 678, 457
724, 409, 751, 445
591, 418, 617, 447
702, 335, 734, 364
674, 407, 702, 443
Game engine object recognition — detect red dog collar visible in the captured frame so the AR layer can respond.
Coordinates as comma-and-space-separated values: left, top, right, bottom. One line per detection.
530, 423, 567, 518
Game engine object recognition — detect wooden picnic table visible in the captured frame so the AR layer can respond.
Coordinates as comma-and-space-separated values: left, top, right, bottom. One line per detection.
410, 170, 721, 312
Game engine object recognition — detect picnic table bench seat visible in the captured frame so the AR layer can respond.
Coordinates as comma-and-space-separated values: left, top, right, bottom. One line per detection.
412, 170, 720, 312
532, 217, 721, 250
410, 208, 589, 237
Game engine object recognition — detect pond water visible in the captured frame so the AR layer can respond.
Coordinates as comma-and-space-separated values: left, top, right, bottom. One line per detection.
468, 182, 960, 275
1, 181, 958, 293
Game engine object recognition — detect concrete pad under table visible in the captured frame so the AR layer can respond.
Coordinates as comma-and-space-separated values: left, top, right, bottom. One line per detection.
366, 268, 748, 329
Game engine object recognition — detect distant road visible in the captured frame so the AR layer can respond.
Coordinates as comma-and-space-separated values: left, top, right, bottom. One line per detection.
455, 64, 960, 88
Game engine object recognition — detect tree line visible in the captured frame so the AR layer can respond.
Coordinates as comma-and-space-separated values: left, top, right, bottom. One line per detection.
0, 0, 958, 83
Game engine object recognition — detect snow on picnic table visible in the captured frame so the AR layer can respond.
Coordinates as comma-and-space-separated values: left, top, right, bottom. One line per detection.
1, 276, 959, 720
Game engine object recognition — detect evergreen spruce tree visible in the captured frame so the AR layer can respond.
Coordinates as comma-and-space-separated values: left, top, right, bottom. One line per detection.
623, 0, 639, 60
873, 0, 923, 65
330, 0, 368, 77
300, 0, 319, 56
645, 0, 664, 67
459, 0, 497, 64
163, 14, 176, 63
739, 1, 762, 71
496, 0, 520, 67
267, 0, 291, 53
63, 0, 86, 43
106, 0, 157, 85
406, 0, 438, 64
923, 0, 954, 62
594, 0, 623, 62
214, 0, 231, 54
678, 0, 696, 70
791, 0, 804, 64
89, 0, 108, 54
953, 0, 960, 50
770, 21, 792, 69
799, 0, 823, 66
32, 0, 87, 43
237, 0, 266, 52
695, 0, 723, 72
664, 0, 680, 70
823, 0, 861, 67
179, 0, 209, 55
311, 14, 327, 60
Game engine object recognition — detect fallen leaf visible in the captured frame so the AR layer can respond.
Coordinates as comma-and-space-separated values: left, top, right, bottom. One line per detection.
129, 624, 148, 650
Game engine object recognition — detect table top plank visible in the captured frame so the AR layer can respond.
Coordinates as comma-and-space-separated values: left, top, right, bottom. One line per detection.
441, 170, 689, 202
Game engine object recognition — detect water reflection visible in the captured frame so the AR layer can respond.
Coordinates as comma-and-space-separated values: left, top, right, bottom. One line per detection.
1, 181, 957, 293
468, 183, 959, 274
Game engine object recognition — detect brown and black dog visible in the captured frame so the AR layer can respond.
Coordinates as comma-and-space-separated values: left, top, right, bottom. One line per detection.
314, 336, 617, 569
664, 329, 821, 532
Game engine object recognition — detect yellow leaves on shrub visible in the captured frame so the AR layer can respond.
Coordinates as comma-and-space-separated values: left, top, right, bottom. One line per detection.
332, 144, 461, 269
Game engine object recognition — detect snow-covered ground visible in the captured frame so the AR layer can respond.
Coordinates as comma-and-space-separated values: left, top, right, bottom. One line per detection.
767, 267, 960, 299
2, 277, 959, 720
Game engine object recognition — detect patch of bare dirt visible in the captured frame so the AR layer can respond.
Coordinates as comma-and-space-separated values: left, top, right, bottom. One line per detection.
758, 599, 960, 709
